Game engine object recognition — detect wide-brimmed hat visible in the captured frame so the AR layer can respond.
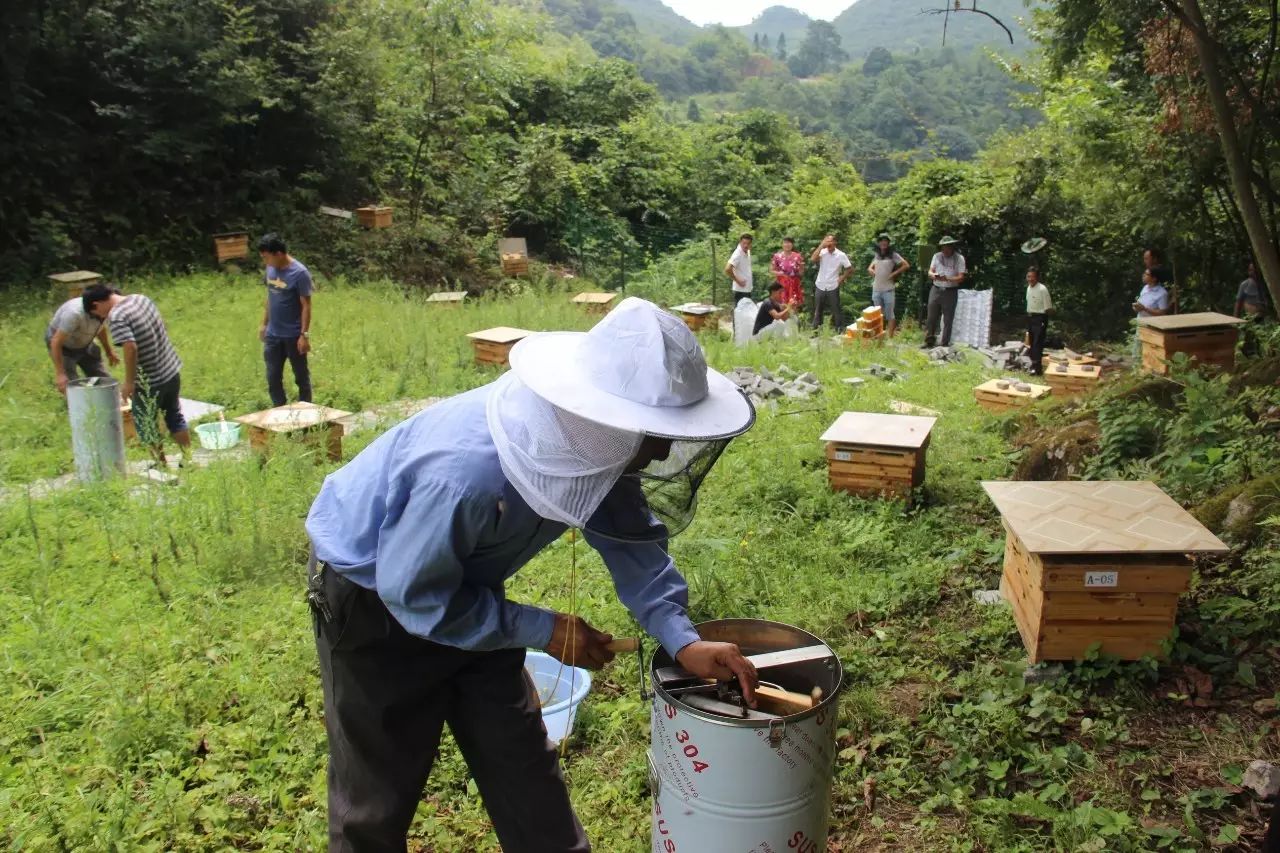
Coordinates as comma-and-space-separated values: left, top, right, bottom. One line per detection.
937, 235, 961, 246
509, 297, 755, 440
1021, 237, 1048, 254
876, 232, 892, 242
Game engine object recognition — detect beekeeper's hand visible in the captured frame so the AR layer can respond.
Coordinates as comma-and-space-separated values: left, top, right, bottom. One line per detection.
677, 641, 758, 706
546, 613, 615, 670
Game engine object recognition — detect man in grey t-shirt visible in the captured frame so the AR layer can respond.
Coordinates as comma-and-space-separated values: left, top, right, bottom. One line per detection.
45, 296, 119, 394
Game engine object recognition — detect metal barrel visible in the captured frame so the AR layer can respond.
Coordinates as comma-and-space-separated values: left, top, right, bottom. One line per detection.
650, 619, 843, 853
66, 377, 126, 482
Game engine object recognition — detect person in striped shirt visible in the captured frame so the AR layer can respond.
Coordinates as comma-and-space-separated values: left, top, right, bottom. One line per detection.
83, 284, 191, 463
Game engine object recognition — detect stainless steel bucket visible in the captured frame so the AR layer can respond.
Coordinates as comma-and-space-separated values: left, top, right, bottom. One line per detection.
66, 377, 126, 482
650, 619, 843, 853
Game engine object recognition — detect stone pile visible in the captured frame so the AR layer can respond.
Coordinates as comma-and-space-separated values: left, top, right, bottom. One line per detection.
726, 364, 824, 406
863, 363, 905, 381
926, 346, 969, 364
977, 341, 1033, 371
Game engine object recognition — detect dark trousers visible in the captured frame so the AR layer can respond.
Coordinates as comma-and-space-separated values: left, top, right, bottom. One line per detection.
47, 339, 109, 380
1265, 795, 1280, 852
925, 284, 959, 347
811, 287, 844, 331
1027, 313, 1048, 375
311, 562, 589, 853
264, 336, 311, 407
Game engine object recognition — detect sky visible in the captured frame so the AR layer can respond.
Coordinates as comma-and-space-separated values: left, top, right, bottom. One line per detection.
662, 0, 853, 27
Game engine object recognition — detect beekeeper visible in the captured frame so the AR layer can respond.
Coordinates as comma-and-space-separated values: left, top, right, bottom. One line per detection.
304, 297, 759, 852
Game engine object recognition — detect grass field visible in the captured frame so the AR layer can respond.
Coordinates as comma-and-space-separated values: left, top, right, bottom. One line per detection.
0, 272, 1273, 850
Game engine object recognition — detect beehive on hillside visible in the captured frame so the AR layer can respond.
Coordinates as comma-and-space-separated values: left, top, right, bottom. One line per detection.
48, 270, 102, 299
236, 402, 352, 462
983, 480, 1228, 663
426, 291, 467, 307
1041, 362, 1104, 399
820, 411, 935, 500
498, 237, 529, 277
973, 379, 1051, 413
671, 303, 718, 332
213, 232, 250, 263
356, 206, 393, 229
1137, 313, 1246, 375
467, 326, 531, 367
572, 292, 617, 315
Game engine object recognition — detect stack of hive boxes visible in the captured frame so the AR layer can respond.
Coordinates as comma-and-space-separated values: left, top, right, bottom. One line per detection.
846, 306, 884, 343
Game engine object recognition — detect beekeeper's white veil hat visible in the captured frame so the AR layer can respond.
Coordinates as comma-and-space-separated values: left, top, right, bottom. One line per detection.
486, 297, 754, 536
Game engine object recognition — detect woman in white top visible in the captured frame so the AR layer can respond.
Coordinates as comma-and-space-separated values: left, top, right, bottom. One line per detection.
866, 233, 909, 338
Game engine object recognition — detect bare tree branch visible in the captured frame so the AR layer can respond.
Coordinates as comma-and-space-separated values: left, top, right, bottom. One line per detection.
922, 2, 1015, 45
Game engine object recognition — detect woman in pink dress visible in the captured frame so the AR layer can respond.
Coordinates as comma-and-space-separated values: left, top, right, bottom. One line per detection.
771, 237, 805, 307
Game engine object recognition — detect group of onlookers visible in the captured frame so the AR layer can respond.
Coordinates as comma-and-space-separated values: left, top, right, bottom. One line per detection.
727, 235, 1271, 367
45, 234, 314, 463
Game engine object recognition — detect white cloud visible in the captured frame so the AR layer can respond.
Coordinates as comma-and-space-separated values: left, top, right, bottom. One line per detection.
663, 0, 855, 27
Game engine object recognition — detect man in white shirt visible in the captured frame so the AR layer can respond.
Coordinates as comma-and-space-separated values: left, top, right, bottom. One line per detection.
1025, 267, 1053, 375
925, 235, 967, 347
725, 234, 754, 306
809, 234, 853, 331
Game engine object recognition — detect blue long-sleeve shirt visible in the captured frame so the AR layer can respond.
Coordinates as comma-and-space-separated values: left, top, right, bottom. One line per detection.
305, 384, 701, 657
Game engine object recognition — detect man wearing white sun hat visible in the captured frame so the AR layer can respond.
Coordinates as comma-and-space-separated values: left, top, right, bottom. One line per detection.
304, 297, 758, 851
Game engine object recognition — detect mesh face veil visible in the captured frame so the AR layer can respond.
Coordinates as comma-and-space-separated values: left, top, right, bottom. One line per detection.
486, 372, 644, 529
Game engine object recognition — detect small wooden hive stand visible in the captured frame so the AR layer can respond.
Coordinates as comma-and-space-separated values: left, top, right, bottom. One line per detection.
984, 480, 1228, 663
820, 411, 936, 500
1040, 350, 1098, 370
1138, 312, 1246, 375
671, 303, 718, 332
1042, 362, 1104, 398
974, 379, 1051, 413
572, 292, 618, 315
48, 270, 102, 299
356, 205, 393, 229
498, 237, 530, 277
212, 231, 250, 263
845, 306, 884, 344
426, 291, 467, 308
235, 402, 352, 462
467, 326, 531, 367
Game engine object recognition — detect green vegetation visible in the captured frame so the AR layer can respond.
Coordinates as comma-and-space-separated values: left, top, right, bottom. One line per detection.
2, 275, 1276, 849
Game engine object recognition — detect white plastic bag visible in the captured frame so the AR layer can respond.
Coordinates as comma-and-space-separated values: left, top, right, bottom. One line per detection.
733, 297, 757, 347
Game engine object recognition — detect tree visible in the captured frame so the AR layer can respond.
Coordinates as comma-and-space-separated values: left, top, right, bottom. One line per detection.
753, 33, 760, 51
776, 33, 787, 61
788, 21, 847, 78
762, 34, 771, 52
687, 98, 702, 122
863, 46, 894, 75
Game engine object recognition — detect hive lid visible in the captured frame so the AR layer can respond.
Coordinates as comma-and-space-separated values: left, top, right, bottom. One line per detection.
671, 303, 717, 315
975, 379, 1051, 398
572, 292, 617, 305
1046, 363, 1103, 378
426, 291, 467, 303
467, 326, 531, 343
48, 270, 102, 284
982, 480, 1228, 555
235, 401, 352, 432
1137, 312, 1247, 331
820, 411, 936, 449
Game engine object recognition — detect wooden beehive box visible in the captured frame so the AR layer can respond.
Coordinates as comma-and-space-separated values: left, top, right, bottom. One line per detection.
983, 481, 1228, 662
213, 232, 250, 263
498, 237, 529, 277
48, 270, 102, 298
467, 326, 531, 367
820, 411, 936, 500
122, 397, 225, 443
1041, 351, 1098, 370
572, 292, 618, 315
1042, 362, 1104, 398
974, 379, 1051, 413
671, 303, 717, 332
1137, 313, 1245, 375
426, 291, 467, 308
235, 402, 352, 462
356, 206, 393, 229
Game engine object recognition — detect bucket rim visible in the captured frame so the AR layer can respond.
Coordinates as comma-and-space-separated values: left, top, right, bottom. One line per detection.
651, 618, 843, 727
524, 650, 592, 716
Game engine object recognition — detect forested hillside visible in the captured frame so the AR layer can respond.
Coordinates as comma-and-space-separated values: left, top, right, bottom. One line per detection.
1, 0, 1276, 331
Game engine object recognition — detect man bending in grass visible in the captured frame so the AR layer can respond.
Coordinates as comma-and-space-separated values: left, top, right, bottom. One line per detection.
83, 284, 190, 464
